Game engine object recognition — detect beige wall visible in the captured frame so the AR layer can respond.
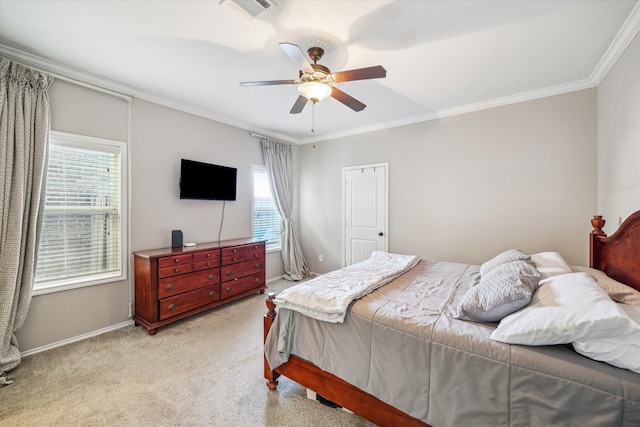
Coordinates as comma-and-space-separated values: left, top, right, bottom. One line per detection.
17, 80, 131, 351
130, 99, 286, 279
18, 82, 286, 353
299, 89, 598, 274
597, 31, 640, 234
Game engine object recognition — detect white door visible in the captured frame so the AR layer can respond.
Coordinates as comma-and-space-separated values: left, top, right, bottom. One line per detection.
343, 163, 388, 266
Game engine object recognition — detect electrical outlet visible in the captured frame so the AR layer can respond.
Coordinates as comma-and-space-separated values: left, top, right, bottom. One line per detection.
319, 254, 323, 262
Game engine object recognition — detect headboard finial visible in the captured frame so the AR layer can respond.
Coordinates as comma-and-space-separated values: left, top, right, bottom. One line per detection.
591, 215, 606, 235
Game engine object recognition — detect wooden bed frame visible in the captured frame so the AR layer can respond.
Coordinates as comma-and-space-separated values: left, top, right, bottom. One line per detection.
264, 211, 640, 426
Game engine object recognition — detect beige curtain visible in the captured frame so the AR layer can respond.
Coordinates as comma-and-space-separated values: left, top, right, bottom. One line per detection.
261, 138, 309, 281
0, 57, 52, 385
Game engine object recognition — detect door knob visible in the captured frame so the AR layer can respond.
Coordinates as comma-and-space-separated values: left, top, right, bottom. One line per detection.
378, 232, 384, 236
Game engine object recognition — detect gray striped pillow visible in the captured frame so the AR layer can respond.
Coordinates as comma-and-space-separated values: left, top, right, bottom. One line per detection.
456, 260, 541, 322
480, 249, 530, 277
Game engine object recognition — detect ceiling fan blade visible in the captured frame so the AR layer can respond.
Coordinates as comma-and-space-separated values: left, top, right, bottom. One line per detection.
331, 87, 366, 112
279, 42, 314, 74
332, 65, 387, 83
289, 95, 308, 114
240, 79, 298, 87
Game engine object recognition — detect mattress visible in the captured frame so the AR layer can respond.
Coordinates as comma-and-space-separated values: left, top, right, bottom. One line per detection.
265, 260, 640, 426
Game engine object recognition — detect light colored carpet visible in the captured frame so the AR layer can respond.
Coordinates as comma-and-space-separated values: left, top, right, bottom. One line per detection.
1, 278, 376, 427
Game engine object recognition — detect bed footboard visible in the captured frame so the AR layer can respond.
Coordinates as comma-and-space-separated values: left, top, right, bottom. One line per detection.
264, 292, 280, 390
263, 291, 429, 427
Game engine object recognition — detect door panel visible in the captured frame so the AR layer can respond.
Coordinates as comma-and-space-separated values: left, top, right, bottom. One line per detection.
344, 164, 388, 266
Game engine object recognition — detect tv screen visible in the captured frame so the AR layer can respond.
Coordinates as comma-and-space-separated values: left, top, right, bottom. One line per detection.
179, 159, 237, 201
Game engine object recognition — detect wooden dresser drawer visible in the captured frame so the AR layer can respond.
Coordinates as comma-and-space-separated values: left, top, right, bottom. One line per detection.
222, 252, 246, 265
158, 254, 193, 268
158, 268, 220, 298
221, 259, 264, 282
221, 243, 265, 265
194, 259, 218, 271
193, 250, 220, 263
221, 273, 264, 299
158, 263, 193, 278
159, 284, 221, 320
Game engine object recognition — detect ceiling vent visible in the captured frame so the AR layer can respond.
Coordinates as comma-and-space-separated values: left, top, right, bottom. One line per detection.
222, 0, 276, 20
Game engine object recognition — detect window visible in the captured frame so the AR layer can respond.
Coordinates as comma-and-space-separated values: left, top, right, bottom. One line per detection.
34, 131, 127, 294
252, 165, 281, 251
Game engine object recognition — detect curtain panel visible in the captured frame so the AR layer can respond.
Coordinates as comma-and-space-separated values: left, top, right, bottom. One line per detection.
0, 57, 53, 385
260, 138, 309, 281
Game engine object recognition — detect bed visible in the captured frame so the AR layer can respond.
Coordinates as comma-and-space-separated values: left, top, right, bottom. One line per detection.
263, 212, 640, 426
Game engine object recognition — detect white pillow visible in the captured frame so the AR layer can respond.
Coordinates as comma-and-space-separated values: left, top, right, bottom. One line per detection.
571, 266, 640, 305
490, 272, 633, 345
572, 304, 640, 373
530, 252, 572, 283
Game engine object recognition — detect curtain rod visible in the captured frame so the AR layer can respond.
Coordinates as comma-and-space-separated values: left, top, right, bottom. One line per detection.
249, 132, 296, 145
1, 46, 133, 102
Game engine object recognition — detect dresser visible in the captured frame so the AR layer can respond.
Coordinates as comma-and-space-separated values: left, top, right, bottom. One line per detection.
133, 238, 266, 334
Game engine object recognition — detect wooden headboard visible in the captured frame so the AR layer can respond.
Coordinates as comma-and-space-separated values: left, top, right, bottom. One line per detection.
590, 210, 640, 292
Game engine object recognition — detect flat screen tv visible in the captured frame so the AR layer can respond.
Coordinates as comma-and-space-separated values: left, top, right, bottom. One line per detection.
179, 159, 237, 201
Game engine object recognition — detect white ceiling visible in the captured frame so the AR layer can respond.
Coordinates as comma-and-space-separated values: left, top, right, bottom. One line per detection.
1, 1, 638, 143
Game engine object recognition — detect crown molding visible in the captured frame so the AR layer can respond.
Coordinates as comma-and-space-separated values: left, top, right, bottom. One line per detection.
301, 79, 596, 144
590, 1, 640, 85
0, 44, 134, 100
132, 91, 299, 144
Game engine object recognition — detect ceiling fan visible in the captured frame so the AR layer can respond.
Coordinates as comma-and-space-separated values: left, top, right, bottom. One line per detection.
240, 42, 387, 114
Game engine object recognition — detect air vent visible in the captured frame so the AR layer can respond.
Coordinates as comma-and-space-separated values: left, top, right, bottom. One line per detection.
223, 0, 276, 20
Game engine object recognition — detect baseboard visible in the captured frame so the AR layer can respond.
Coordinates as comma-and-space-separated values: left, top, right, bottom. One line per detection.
20, 320, 134, 358
266, 275, 285, 283
266, 272, 318, 284
22, 274, 314, 357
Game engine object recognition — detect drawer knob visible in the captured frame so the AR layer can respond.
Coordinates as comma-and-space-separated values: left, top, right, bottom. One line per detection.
255, 263, 261, 268
233, 249, 237, 253
168, 304, 176, 311
209, 291, 216, 298
225, 287, 232, 293
174, 258, 180, 263
206, 262, 211, 267
254, 278, 260, 283
166, 284, 174, 291
206, 253, 211, 258
174, 268, 180, 273
208, 274, 215, 280
232, 257, 237, 261
226, 270, 232, 275
254, 253, 258, 258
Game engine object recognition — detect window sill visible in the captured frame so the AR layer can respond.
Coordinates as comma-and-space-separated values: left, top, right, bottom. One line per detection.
33, 272, 126, 296
266, 245, 281, 254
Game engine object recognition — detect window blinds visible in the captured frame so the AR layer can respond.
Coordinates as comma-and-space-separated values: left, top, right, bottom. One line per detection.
35, 141, 122, 286
253, 167, 281, 248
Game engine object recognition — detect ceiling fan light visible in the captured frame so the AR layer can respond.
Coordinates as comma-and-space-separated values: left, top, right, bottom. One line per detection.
298, 82, 332, 103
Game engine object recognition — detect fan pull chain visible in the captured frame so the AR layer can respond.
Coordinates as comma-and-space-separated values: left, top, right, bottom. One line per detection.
312, 101, 316, 148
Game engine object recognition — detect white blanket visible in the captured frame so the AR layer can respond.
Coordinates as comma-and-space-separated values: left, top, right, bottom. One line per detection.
274, 251, 420, 323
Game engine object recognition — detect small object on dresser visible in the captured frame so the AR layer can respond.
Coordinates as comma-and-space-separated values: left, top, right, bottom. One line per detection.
171, 230, 183, 248
184, 242, 196, 247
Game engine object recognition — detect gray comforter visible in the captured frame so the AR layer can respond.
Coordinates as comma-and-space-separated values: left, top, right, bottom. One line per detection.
265, 260, 640, 426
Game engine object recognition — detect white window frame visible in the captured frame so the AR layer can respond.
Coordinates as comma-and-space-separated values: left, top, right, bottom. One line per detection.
252, 164, 281, 252
33, 131, 128, 295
